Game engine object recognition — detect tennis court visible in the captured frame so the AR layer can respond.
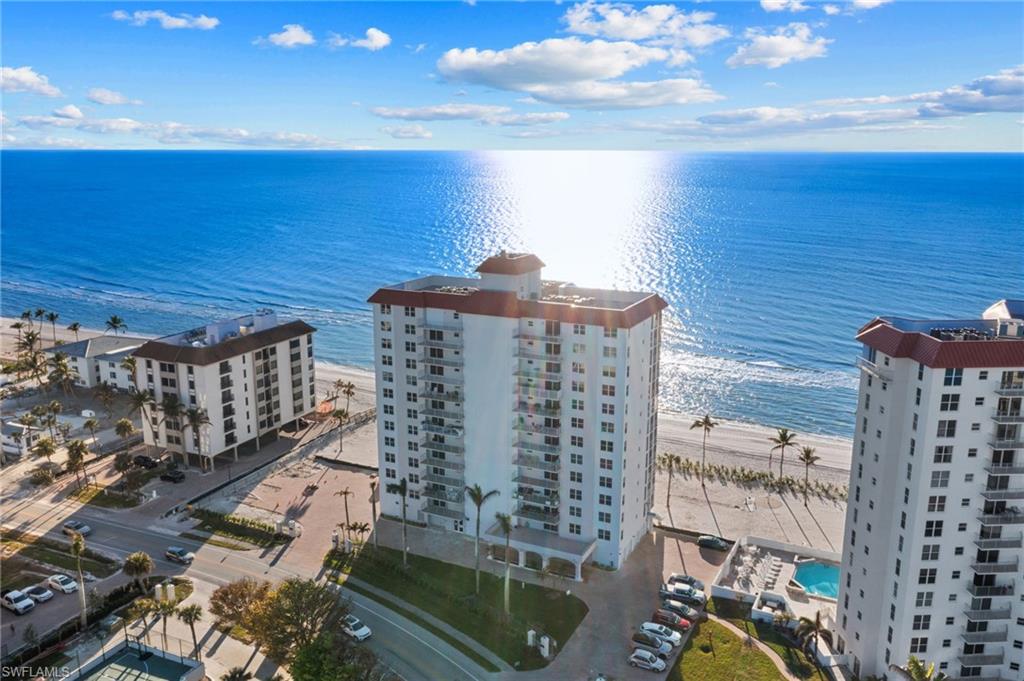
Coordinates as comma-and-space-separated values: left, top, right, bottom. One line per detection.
79, 650, 195, 681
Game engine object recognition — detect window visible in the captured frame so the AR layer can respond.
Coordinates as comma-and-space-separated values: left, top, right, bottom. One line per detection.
571, 417, 584, 429
975, 397, 985, 406
930, 471, 949, 488
933, 446, 953, 463
927, 495, 945, 512
918, 569, 936, 585
600, 458, 613, 470
571, 435, 584, 447
569, 523, 581, 535
603, 326, 617, 338
912, 615, 930, 630
599, 476, 612, 488
380, 304, 391, 314
936, 420, 956, 437
599, 494, 612, 506
385, 468, 396, 479
573, 324, 586, 335
921, 544, 940, 560
384, 452, 395, 463
943, 368, 962, 386
915, 592, 933, 607
924, 520, 943, 537
570, 452, 583, 465
570, 471, 582, 483
909, 638, 928, 654
597, 529, 611, 541
602, 347, 617, 358
569, 489, 582, 501
601, 384, 616, 397
939, 394, 960, 411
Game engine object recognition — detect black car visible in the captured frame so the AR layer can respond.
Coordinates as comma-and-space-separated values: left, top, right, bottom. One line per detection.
134, 454, 159, 469
160, 469, 186, 483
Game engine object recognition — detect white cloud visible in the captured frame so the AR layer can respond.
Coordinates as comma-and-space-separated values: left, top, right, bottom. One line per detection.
408, 43, 428, 54
326, 32, 348, 49
380, 124, 433, 139
1, 66, 63, 97
760, 0, 810, 12
563, 2, 729, 48
2, 136, 95, 149
87, 88, 142, 106
852, 0, 892, 9
764, 81, 780, 88
112, 9, 219, 30
727, 23, 831, 69
823, 5, 841, 15
255, 24, 316, 49
523, 78, 721, 109
502, 129, 564, 139
372, 103, 511, 120
483, 112, 571, 126
53, 104, 84, 120
353, 28, 391, 51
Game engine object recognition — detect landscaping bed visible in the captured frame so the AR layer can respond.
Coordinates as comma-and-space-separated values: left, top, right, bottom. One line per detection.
324, 546, 588, 671
670, 618, 787, 681
1, 530, 120, 580
67, 483, 140, 509
190, 508, 290, 547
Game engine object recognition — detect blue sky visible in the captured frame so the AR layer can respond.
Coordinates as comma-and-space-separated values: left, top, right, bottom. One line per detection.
2, 1, 1022, 150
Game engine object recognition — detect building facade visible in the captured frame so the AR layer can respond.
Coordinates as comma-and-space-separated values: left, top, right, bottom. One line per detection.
44, 335, 148, 391
368, 252, 666, 578
836, 299, 1024, 680
131, 310, 316, 469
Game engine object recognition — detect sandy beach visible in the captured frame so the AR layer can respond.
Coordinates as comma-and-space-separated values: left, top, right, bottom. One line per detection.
1, 315, 853, 476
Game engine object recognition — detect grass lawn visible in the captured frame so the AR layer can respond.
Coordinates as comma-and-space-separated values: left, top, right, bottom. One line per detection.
706, 598, 826, 680
67, 483, 139, 509
191, 509, 289, 548
0, 554, 52, 591
324, 546, 588, 671
2, 532, 120, 579
179, 531, 251, 551
671, 618, 787, 681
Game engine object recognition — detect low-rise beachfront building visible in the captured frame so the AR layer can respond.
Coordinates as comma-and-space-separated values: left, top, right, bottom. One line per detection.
43, 335, 148, 390
131, 310, 316, 470
836, 299, 1024, 681
1, 419, 43, 458
368, 252, 667, 578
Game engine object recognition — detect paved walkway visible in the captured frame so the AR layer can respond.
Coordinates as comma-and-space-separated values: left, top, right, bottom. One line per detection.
707, 613, 802, 681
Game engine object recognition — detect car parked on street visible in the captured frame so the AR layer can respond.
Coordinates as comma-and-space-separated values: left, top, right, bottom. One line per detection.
660, 598, 699, 621
1, 590, 36, 615
652, 609, 691, 631
24, 585, 54, 603
640, 622, 682, 647
63, 519, 92, 536
630, 631, 672, 659
160, 469, 186, 483
697, 535, 729, 551
666, 573, 705, 591
342, 614, 372, 641
165, 547, 195, 564
628, 648, 667, 672
47, 575, 79, 593
134, 454, 159, 469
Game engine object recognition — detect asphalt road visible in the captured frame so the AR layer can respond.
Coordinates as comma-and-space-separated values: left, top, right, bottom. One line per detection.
2, 498, 484, 681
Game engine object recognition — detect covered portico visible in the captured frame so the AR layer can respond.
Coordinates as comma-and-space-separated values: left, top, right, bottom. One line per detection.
485, 522, 597, 581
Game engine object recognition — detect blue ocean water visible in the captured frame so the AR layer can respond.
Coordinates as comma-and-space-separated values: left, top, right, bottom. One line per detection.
2, 151, 1021, 436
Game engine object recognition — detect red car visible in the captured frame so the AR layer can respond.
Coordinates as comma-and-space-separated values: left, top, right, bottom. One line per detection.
652, 609, 692, 631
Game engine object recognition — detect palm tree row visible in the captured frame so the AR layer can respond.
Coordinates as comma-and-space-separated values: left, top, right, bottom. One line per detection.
670, 457, 846, 501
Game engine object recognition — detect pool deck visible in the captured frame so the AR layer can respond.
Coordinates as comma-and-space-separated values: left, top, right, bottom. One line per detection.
79, 651, 194, 681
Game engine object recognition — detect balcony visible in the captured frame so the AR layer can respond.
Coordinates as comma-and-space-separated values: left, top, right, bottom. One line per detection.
963, 606, 1012, 621
981, 487, 1024, 500
988, 438, 1024, 450
420, 371, 463, 387
423, 486, 464, 503
517, 385, 563, 400
421, 407, 463, 420
992, 410, 1024, 424
421, 422, 464, 438
422, 439, 464, 455
513, 504, 560, 524
421, 337, 462, 350
966, 583, 1015, 598
422, 503, 464, 520
423, 455, 464, 471
421, 356, 463, 368
515, 439, 559, 455
961, 628, 1008, 644
995, 385, 1024, 396
419, 387, 462, 402
513, 453, 559, 472
421, 322, 463, 333
513, 401, 560, 418
957, 652, 1005, 667
515, 345, 561, 361
514, 367, 562, 382
984, 462, 1024, 475
974, 533, 1023, 549
513, 474, 559, 490
514, 421, 561, 436
514, 332, 562, 343
513, 489, 560, 507
856, 356, 892, 381
977, 510, 1024, 525
422, 472, 462, 487
971, 559, 1019, 574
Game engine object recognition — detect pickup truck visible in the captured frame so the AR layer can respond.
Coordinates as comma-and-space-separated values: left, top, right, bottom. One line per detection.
1, 589, 36, 615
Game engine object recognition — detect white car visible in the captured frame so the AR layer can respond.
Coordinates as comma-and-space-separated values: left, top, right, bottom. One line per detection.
48, 574, 78, 593
1, 590, 36, 615
342, 614, 372, 641
672, 582, 707, 605
24, 585, 54, 603
629, 648, 666, 672
641, 622, 682, 647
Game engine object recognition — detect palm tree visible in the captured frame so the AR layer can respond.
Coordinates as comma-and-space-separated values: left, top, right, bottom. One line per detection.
769, 427, 799, 477
34, 308, 46, 329
23, 350, 48, 387
115, 417, 135, 441
32, 437, 56, 464
184, 408, 210, 467
689, 414, 717, 488
369, 476, 379, 550
797, 446, 821, 507
129, 389, 155, 441
65, 439, 88, 490
897, 656, 948, 681
331, 408, 349, 454
124, 551, 154, 593
347, 521, 370, 545
66, 322, 81, 341
48, 400, 63, 439
465, 484, 499, 595
18, 329, 41, 354
11, 321, 24, 346
120, 355, 137, 386
657, 452, 683, 509
94, 381, 116, 419
385, 477, 409, 568
105, 315, 126, 335
83, 418, 100, 452
48, 352, 77, 396
222, 668, 252, 681
177, 604, 204, 660
20, 309, 33, 330
114, 451, 134, 487
335, 487, 353, 540
338, 380, 356, 412
795, 611, 833, 666
70, 533, 89, 627
45, 311, 59, 345
495, 512, 513, 614
157, 599, 177, 649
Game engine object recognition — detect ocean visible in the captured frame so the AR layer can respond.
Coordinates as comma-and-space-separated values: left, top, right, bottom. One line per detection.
2, 151, 1021, 437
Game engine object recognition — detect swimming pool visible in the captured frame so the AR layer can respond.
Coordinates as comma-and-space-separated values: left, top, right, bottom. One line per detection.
793, 561, 840, 599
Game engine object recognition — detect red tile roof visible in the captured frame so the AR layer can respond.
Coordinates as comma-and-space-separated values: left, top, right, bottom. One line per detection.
133, 320, 315, 365
475, 253, 545, 275
857, 318, 1024, 368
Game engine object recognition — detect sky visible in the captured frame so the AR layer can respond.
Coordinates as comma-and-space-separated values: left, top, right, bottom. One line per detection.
1, 1, 1022, 151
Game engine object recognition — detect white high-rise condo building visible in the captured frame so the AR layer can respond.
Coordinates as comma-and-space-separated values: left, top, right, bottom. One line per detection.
836, 299, 1024, 681
368, 252, 667, 579
132, 310, 316, 470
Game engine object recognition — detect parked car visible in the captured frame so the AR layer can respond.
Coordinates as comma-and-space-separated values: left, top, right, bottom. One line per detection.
652, 609, 691, 631
63, 519, 92, 536
1, 590, 36, 615
697, 535, 729, 551
47, 574, 78, 593
660, 599, 699, 621
641, 622, 682, 647
630, 631, 672, 659
165, 547, 195, 564
628, 648, 667, 672
134, 454, 159, 469
669, 582, 707, 605
342, 614, 372, 641
160, 469, 186, 483
666, 573, 705, 591
24, 585, 54, 603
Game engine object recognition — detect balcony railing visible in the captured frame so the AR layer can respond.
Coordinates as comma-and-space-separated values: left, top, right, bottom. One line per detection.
981, 487, 1024, 500
513, 401, 560, 418
421, 422, 464, 438
421, 407, 463, 420
513, 421, 561, 436
421, 356, 463, 368
513, 489, 560, 507
966, 583, 1015, 598
421, 322, 463, 333
514, 332, 562, 343
995, 385, 1024, 396
992, 410, 1024, 424
977, 510, 1024, 525
514, 367, 562, 382
422, 472, 462, 487
517, 386, 563, 400
422, 439, 464, 455
422, 503, 464, 520
963, 606, 1012, 621
988, 438, 1024, 450
961, 628, 1008, 644
513, 504, 559, 524
513, 474, 559, 490
423, 455, 464, 471
421, 337, 462, 350
423, 486, 464, 503
513, 453, 559, 472
971, 559, 1019, 574
514, 439, 559, 455
419, 372, 463, 386
856, 356, 892, 380
956, 652, 1005, 667
419, 387, 462, 402
984, 462, 1024, 475
974, 532, 1023, 549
